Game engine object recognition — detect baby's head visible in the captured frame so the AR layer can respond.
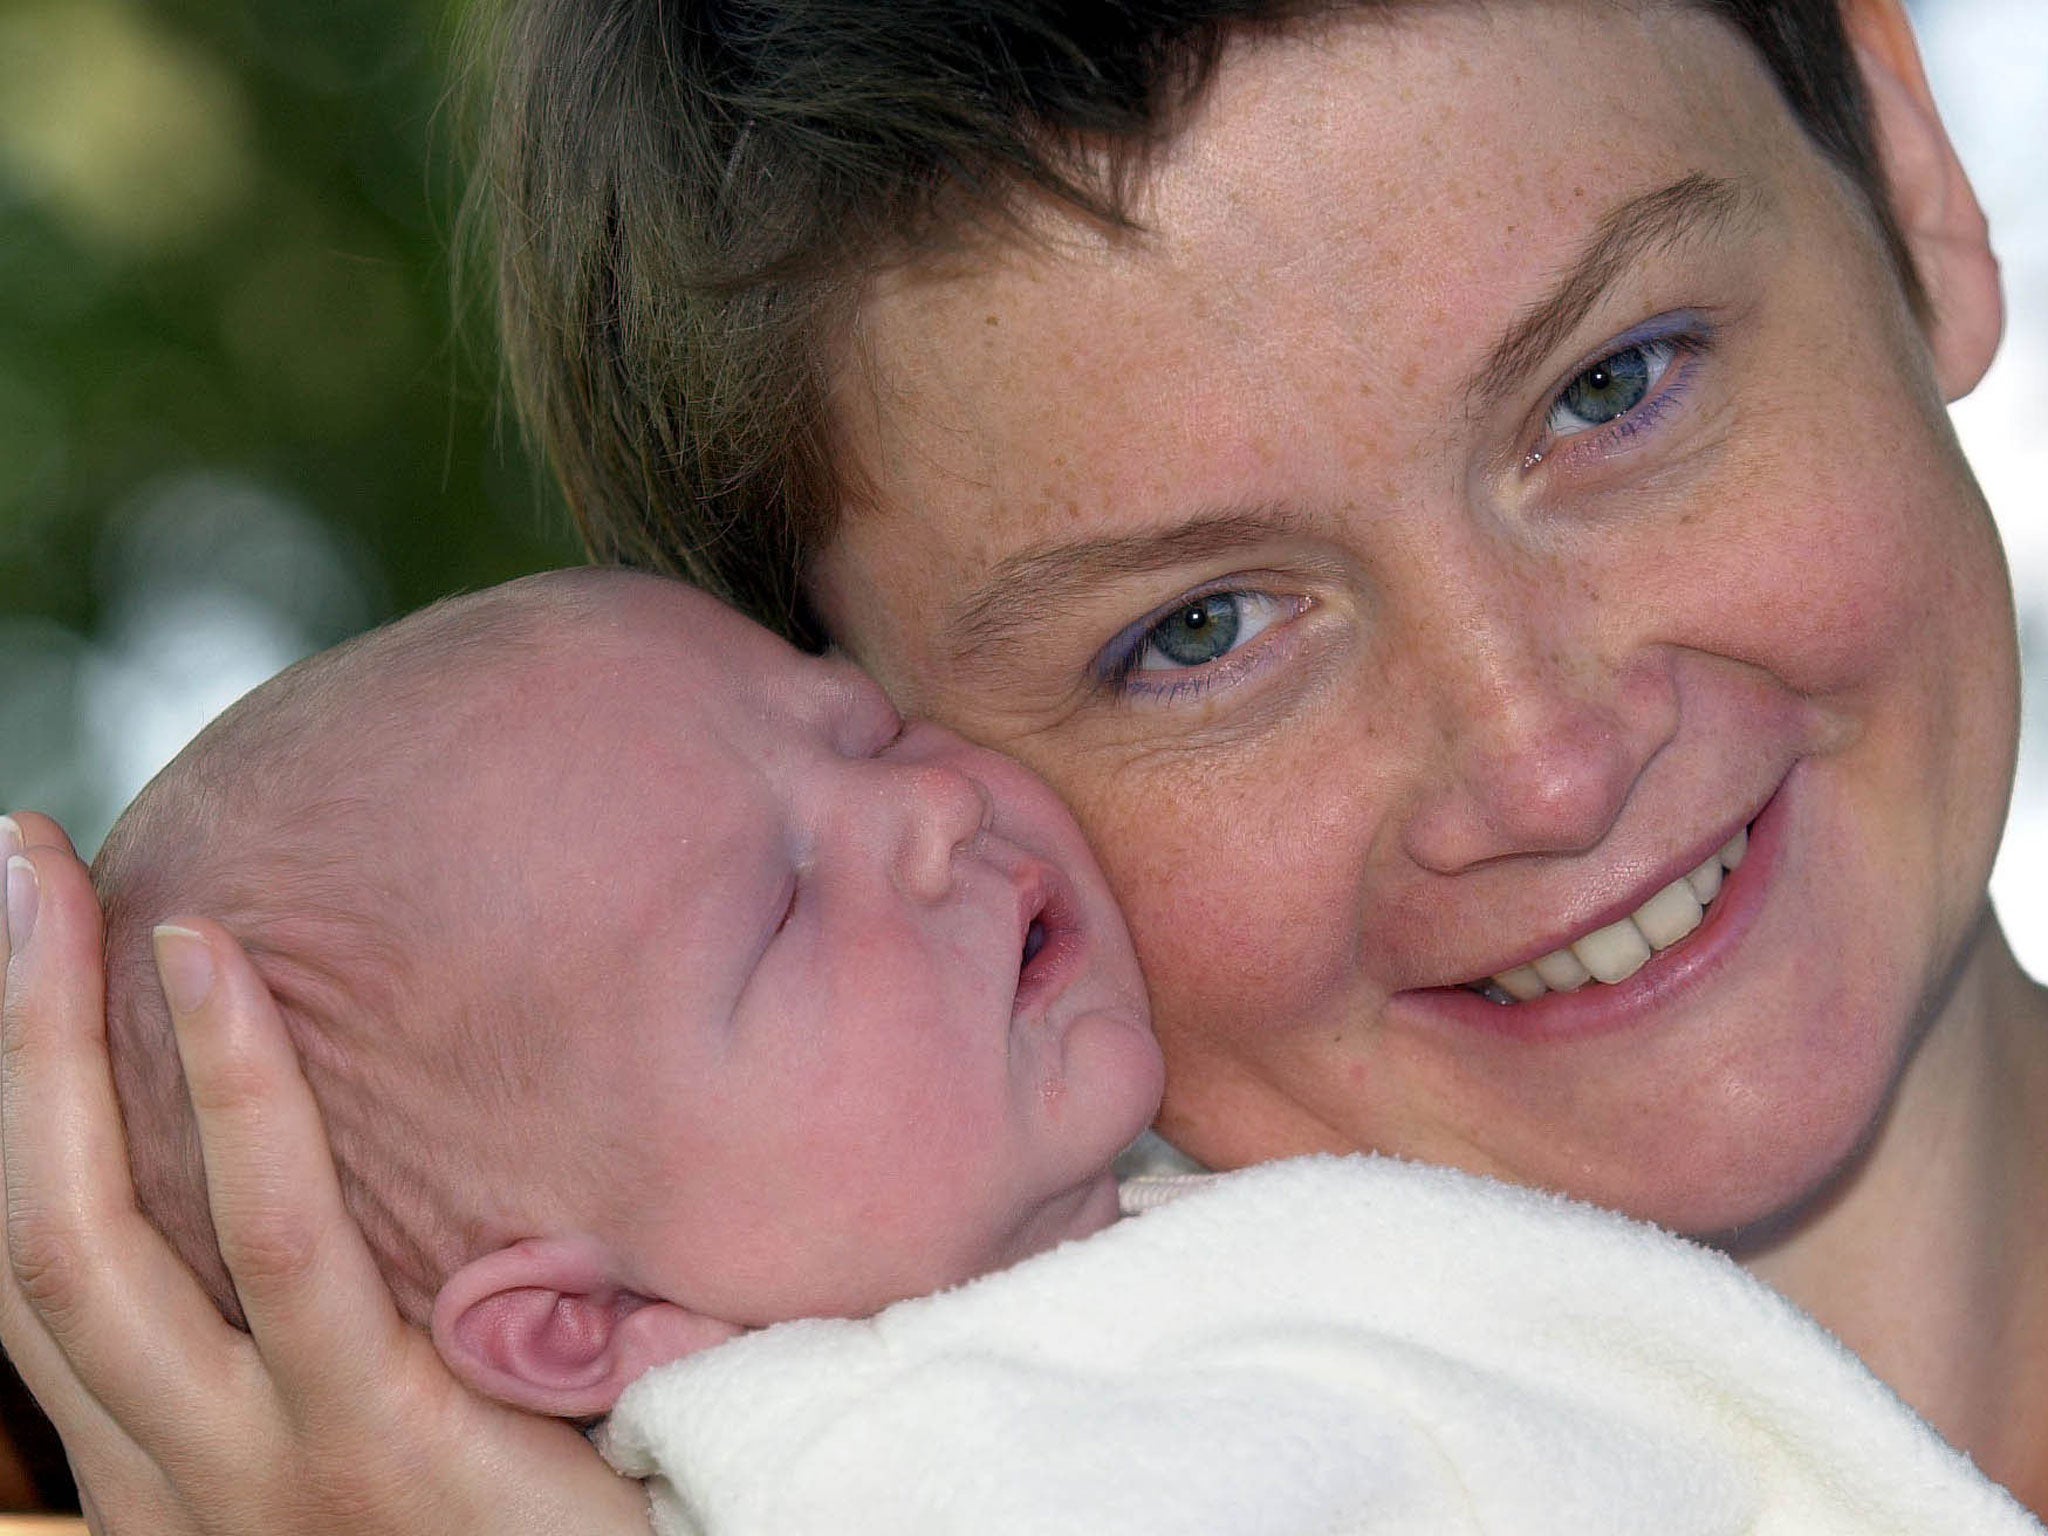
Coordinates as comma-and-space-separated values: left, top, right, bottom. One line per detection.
98, 568, 1162, 1416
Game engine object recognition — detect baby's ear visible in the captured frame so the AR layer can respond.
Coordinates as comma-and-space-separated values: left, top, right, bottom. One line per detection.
431, 1237, 743, 1418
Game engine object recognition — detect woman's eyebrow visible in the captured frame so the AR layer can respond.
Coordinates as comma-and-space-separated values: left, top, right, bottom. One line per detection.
941, 177, 1760, 670
1463, 172, 1764, 414
947, 504, 1311, 664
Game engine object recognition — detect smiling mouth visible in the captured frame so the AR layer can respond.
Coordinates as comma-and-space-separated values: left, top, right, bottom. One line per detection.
1468, 826, 1750, 1005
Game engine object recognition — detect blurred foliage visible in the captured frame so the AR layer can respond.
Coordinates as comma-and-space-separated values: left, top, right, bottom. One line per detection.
0, 5, 582, 1493
0, 0, 577, 646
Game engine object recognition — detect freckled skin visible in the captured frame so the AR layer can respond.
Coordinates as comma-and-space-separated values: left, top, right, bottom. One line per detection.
811, 0, 2045, 1500
824, 0, 2003, 1219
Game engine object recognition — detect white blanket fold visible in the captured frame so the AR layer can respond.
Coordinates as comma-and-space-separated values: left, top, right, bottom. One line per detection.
601, 1155, 2040, 1534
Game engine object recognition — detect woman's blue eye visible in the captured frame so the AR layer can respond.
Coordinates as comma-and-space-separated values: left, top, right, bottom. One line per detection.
1545, 337, 1679, 436
1095, 586, 1303, 702
1145, 594, 1244, 666
1123, 590, 1293, 678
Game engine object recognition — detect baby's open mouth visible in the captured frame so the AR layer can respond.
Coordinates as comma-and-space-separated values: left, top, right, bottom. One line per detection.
1021, 918, 1048, 974
1014, 868, 1083, 1010
1468, 826, 1750, 1004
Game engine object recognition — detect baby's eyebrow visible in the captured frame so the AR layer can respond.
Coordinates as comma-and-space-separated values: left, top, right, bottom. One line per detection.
947, 503, 1314, 665
1462, 172, 1764, 415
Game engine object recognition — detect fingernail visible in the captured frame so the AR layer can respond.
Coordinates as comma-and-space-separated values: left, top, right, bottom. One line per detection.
5, 855, 37, 952
0, 815, 21, 863
153, 925, 215, 1015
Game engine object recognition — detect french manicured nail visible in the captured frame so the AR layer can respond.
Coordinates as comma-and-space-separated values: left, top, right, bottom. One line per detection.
5, 856, 37, 952
0, 815, 22, 864
153, 925, 215, 1015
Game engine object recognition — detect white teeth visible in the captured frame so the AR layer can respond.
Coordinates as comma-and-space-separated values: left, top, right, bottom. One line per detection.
1684, 855, 1722, 905
1494, 964, 1549, 1002
1631, 879, 1703, 950
1531, 948, 1590, 992
1573, 915, 1653, 984
1480, 823, 1752, 1004
1718, 827, 1747, 870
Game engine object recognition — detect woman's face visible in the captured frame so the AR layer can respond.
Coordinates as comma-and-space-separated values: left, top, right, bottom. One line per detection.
808, 0, 2015, 1234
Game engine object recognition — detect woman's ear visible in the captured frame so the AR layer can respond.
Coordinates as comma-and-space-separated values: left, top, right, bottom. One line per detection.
430, 1237, 744, 1418
1841, 0, 2003, 400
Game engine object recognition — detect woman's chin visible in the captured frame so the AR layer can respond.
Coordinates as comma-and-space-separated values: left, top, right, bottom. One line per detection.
1553, 1099, 1886, 1242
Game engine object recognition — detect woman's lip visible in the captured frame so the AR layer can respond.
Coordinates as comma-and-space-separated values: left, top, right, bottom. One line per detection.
1451, 789, 1779, 987
1394, 776, 1791, 1043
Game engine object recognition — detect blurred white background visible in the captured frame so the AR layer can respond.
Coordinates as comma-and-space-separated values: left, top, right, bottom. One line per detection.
1921, 0, 2048, 973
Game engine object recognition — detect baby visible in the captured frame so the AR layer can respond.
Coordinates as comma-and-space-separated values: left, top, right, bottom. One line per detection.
97, 566, 1165, 1404
94, 568, 2036, 1536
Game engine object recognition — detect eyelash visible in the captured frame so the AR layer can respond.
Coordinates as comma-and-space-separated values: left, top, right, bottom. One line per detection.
1525, 313, 1714, 470
1096, 586, 1308, 703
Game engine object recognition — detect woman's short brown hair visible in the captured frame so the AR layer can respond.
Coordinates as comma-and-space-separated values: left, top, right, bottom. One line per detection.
466, 0, 1919, 647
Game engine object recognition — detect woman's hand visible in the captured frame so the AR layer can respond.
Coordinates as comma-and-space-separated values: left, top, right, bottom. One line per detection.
0, 814, 650, 1536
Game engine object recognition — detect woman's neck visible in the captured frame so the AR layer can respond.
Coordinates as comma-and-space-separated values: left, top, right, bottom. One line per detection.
1732, 911, 2048, 1513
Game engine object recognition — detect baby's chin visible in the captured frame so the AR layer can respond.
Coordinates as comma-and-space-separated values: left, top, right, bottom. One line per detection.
1055, 997, 1167, 1164
1017, 1164, 1130, 1263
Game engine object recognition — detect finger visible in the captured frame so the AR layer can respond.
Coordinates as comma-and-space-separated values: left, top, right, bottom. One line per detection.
156, 921, 412, 1403
0, 845, 243, 1429
0, 831, 84, 1413
5, 812, 78, 861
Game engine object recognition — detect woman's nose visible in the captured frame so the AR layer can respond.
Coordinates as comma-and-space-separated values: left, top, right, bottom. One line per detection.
887, 760, 992, 901
1395, 557, 1678, 875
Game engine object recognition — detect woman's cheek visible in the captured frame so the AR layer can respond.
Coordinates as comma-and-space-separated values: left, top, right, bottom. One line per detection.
1055, 737, 1390, 1073
1626, 362, 1993, 709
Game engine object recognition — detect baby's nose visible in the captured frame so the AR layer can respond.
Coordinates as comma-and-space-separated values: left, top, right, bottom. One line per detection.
891, 762, 991, 900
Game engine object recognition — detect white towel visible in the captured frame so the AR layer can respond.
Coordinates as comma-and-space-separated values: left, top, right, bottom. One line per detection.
600, 1155, 2040, 1535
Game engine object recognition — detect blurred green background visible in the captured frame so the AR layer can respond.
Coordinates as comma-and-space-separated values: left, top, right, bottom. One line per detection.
0, 0, 578, 856
2, 9, 584, 1500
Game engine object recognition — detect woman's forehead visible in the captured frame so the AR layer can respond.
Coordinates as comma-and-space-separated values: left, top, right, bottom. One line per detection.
821, 2, 1811, 663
